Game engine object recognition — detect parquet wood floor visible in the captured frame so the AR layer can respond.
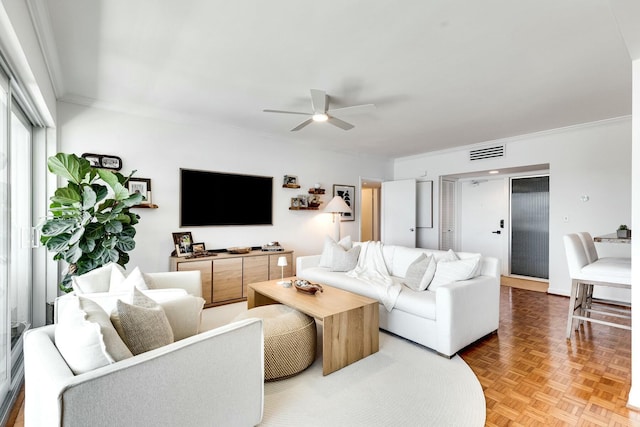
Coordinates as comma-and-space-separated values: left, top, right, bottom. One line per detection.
9, 284, 637, 426
460, 285, 637, 426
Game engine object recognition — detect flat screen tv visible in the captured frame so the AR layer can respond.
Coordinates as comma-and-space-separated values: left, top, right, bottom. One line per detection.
180, 168, 273, 226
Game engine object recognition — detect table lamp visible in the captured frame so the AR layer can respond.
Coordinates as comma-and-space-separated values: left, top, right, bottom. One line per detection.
324, 195, 352, 240
277, 256, 291, 287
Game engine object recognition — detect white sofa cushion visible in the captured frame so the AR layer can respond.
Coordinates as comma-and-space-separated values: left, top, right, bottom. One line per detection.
71, 262, 126, 294
111, 288, 174, 355
429, 256, 481, 290
319, 235, 352, 267
54, 296, 133, 374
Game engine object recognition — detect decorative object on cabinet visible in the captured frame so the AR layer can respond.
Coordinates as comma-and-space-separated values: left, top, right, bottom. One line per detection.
277, 256, 291, 287
262, 242, 284, 252
325, 195, 352, 240
227, 246, 251, 254
81, 153, 123, 170
39, 153, 143, 292
173, 232, 193, 256
192, 242, 206, 256
617, 224, 631, 238
333, 184, 355, 221
283, 175, 300, 188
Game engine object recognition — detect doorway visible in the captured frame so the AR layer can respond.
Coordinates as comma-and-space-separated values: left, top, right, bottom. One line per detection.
359, 177, 382, 242
440, 164, 550, 281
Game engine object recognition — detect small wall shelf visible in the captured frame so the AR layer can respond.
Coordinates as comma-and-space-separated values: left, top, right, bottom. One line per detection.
289, 207, 320, 211
133, 204, 159, 209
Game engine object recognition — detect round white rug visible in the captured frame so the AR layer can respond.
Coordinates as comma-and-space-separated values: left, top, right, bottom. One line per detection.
201, 305, 485, 426
260, 330, 485, 426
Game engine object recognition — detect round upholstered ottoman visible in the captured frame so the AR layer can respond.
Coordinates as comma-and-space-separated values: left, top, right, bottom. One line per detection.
234, 304, 316, 381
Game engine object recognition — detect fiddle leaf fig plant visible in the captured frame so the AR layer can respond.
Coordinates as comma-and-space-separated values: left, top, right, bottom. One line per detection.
40, 153, 144, 292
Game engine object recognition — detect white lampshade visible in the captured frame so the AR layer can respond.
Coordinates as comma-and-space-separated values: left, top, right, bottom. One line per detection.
277, 256, 288, 267
324, 196, 352, 214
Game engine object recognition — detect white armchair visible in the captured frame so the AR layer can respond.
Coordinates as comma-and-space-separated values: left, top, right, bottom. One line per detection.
24, 318, 264, 427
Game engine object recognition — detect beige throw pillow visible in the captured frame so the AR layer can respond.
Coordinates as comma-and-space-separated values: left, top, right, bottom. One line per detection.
111, 288, 174, 355
330, 244, 361, 272
55, 296, 133, 375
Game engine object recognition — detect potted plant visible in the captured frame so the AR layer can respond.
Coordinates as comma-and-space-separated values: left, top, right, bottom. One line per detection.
617, 224, 631, 239
39, 153, 144, 292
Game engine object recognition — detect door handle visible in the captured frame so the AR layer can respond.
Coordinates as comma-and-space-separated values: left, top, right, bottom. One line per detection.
492, 230, 501, 234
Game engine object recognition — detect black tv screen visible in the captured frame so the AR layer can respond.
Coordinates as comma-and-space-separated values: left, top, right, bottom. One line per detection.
180, 169, 273, 226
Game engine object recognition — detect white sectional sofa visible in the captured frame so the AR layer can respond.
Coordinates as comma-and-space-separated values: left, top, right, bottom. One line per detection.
296, 243, 501, 357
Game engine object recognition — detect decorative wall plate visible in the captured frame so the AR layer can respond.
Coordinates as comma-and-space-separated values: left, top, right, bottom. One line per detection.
82, 153, 122, 170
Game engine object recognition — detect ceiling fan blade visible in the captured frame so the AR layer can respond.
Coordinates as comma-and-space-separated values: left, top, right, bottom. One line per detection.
327, 116, 354, 130
291, 118, 314, 131
310, 89, 327, 113
263, 109, 311, 116
328, 103, 376, 115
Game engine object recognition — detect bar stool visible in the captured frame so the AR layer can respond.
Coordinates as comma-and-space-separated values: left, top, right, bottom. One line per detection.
563, 233, 631, 338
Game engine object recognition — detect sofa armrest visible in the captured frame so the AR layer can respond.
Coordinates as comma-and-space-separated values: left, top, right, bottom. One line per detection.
25, 319, 264, 427
147, 270, 203, 297
296, 255, 321, 272
435, 275, 500, 356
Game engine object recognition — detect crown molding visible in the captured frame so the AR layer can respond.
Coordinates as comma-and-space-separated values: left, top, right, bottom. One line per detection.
27, 0, 64, 98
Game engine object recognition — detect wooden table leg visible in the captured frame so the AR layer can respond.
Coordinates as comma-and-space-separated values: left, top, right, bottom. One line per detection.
566, 280, 580, 339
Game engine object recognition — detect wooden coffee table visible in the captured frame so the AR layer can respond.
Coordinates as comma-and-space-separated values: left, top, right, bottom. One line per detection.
247, 277, 379, 375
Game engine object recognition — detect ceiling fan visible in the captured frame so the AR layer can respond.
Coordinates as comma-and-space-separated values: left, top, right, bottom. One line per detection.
263, 89, 375, 131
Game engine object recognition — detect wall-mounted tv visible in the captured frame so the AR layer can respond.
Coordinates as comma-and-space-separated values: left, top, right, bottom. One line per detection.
180, 168, 273, 226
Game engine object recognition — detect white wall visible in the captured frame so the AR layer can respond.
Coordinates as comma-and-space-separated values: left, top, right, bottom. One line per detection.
57, 101, 392, 273
392, 117, 632, 298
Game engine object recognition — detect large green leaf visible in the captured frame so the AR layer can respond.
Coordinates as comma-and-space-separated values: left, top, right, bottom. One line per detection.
45, 234, 72, 252
97, 169, 130, 201
84, 222, 104, 240
81, 185, 97, 210
47, 153, 91, 185
51, 186, 82, 206
40, 219, 77, 237
116, 236, 136, 252
105, 220, 123, 234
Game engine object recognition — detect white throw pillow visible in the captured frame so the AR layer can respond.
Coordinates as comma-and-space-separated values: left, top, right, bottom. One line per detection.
111, 288, 174, 355
109, 266, 150, 293
403, 253, 436, 291
330, 245, 361, 272
55, 296, 133, 375
428, 256, 481, 290
71, 262, 126, 294
319, 235, 352, 267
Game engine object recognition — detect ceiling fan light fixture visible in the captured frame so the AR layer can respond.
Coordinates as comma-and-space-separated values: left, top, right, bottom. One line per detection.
312, 113, 328, 122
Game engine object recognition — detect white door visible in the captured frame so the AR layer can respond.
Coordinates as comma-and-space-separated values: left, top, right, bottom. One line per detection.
381, 179, 416, 247
460, 179, 508, 273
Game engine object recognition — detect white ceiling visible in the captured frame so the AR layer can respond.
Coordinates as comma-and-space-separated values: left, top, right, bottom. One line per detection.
31, 0, 632, 158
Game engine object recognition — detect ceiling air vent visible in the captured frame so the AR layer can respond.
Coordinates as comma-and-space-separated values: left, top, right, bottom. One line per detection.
469, 145, 505, 161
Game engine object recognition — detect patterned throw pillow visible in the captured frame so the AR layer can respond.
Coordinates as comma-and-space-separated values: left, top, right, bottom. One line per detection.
403, 253, 437, 291
111, 288, 174, 355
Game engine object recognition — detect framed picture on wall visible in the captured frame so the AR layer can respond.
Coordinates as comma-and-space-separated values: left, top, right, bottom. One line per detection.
333, 184, 355, 221
126, 178, 152, 205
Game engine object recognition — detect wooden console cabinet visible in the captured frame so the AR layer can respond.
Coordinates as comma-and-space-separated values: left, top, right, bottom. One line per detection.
169, 250, 293, 307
